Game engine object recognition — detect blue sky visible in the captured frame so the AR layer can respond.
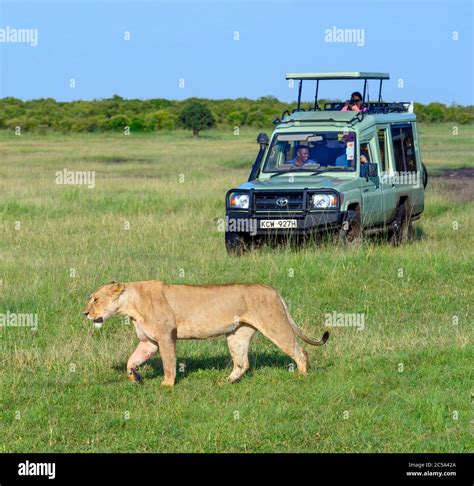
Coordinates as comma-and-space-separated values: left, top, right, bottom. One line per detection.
0, 0, 472, 104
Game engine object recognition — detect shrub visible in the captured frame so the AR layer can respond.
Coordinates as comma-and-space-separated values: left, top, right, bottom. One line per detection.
145, 110, 177, 130
107, 114, 129, 131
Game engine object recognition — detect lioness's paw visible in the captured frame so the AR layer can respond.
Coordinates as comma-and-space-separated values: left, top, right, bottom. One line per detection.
128, 368, 143, 384
160, 380, 175, 387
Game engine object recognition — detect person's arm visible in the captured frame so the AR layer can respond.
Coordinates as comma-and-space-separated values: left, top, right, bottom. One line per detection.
341, 100, 352, 112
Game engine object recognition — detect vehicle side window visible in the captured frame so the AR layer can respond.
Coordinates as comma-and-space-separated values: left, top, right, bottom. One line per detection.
377, 129, 387, 172
390, 124, 417, 173
403, 128, 417, 173
360, 143, 371, 162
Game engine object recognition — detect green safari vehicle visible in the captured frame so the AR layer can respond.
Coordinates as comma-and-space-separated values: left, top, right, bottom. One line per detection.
225, 72, 428, 254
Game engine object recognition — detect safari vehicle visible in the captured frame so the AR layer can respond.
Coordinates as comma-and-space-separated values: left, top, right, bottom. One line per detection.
225, 72, 428, 254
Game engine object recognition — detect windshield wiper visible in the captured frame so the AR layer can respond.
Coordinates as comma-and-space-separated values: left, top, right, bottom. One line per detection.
309, 167, 349, 175
269, 170, 310, 178
269, 167, 349, 178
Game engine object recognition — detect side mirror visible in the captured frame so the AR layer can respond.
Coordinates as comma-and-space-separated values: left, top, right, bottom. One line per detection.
368, 163, 378, 178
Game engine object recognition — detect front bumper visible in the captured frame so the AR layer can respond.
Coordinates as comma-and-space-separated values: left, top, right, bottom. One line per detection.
225, 210, 346, 236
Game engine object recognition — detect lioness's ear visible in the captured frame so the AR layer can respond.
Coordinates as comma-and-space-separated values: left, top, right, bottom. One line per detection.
109, 282, 125, 297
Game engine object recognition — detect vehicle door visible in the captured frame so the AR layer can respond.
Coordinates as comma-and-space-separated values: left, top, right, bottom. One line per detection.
359, 139, 384, 226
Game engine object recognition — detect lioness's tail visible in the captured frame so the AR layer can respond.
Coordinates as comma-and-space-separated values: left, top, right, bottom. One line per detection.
279, 295, 329, 346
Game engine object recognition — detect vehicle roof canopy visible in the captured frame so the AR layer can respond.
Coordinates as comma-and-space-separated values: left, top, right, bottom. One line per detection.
274, 71, 414, 124
286, 72, 390, 80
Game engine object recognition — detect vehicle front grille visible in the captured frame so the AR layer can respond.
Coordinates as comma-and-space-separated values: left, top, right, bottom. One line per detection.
254, 192, 304, 211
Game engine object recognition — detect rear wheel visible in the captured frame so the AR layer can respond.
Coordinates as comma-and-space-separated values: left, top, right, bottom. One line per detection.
389, 201, 414, 246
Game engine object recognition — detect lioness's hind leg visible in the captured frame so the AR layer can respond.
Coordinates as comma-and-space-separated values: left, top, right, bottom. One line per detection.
127, 341, 159, 383
226, 324, 256, 383
255, 320, 308, 375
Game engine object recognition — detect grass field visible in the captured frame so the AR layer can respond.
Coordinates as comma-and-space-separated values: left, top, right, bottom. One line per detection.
0, 123, 472, 452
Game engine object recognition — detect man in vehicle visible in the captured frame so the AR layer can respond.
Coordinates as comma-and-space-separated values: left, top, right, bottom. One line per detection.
359, 144, 370, 177
404, 135, 416, 171
335, 132, 356, 168
289, 145, 319, 168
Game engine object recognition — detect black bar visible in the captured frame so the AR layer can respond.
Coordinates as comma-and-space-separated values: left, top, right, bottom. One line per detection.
362, 78, 367, 105
0, 453, 471, 483
378, 79, 383, 103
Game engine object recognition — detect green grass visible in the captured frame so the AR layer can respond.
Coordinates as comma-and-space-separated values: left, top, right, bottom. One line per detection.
0, 124, 473, 452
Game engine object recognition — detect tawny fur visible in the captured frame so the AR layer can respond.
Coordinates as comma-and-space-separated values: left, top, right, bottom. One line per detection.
83, 281, 329, 386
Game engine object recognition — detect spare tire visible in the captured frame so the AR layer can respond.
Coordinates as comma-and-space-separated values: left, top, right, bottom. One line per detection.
422, 162, 428, 188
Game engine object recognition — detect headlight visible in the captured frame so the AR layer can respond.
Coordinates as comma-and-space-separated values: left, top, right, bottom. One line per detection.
311, 193, 338, 209
228, 193, 250, 209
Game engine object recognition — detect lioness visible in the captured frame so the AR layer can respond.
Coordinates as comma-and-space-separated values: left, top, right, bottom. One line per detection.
83, 280, 329, 386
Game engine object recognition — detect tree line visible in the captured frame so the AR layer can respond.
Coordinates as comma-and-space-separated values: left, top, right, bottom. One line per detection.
0, 95, 472, 135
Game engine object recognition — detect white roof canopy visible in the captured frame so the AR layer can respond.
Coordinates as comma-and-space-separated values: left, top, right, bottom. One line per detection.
286, 72, 390, 80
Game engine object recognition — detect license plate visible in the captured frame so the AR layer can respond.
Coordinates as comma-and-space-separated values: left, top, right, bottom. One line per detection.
260, 219, 297, 229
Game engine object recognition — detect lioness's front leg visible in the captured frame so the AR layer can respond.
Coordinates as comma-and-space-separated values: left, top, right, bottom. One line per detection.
159, 331, 177, 387
127, 341, 159, 384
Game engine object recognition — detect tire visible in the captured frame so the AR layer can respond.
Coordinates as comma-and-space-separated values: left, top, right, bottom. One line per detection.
338, 209, 362, 246
389, 201, 414, 246
225, 232, 250, 256
422, 162, 428, 188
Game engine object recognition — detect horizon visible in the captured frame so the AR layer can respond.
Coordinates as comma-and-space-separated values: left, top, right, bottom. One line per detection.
1, 94, 472, 107
0, 0, 473, 105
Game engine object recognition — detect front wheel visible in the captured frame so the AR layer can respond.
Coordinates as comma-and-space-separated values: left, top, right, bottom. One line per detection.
338, 210, 362, 246
225, 232, 251, 256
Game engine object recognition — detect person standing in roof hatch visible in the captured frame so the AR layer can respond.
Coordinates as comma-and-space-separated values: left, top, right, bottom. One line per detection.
341, 92, 367, 112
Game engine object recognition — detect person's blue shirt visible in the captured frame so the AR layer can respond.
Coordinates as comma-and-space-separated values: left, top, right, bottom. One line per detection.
360, 163, 369, 177
335, 154, 350, 167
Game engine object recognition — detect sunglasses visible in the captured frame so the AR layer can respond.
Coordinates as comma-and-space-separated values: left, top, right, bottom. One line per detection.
352, 98, 362, 102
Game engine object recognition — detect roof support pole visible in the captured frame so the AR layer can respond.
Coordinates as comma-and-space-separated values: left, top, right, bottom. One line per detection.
297, 79, 303, 110
362, 79, 367, 105
378, 79, 383, 104
313, 80, 319, 110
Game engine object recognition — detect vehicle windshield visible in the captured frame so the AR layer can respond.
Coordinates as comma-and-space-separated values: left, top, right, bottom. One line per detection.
262, 131, 357, 173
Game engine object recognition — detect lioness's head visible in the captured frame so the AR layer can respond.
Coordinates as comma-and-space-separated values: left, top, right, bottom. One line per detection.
83, 281, 125, 328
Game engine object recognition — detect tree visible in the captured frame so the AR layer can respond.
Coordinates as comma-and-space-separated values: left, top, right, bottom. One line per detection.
179, 101, 215, 136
